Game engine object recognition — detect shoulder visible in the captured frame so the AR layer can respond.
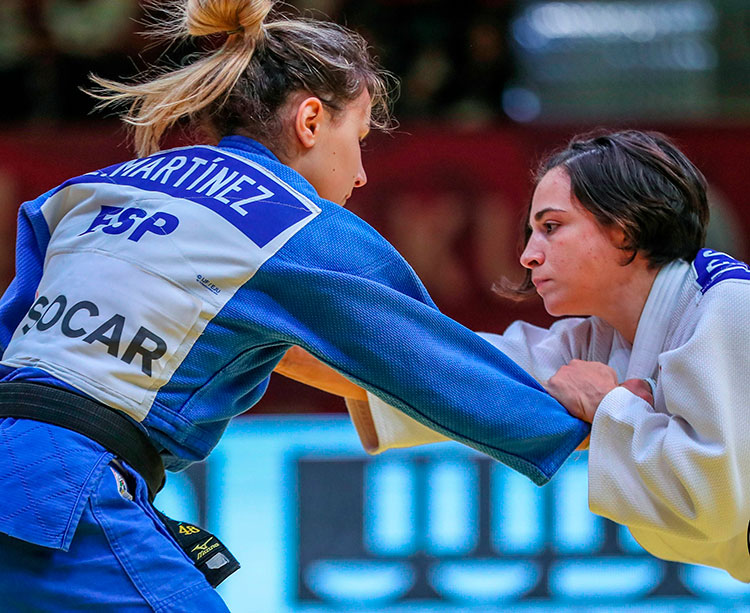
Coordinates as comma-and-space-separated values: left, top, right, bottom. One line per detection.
294, 206, 433, 299
692, 249, 750, 295
683, 250, 750, 338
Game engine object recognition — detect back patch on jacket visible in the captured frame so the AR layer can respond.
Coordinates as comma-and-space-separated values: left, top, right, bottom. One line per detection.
1, 145, 321, 420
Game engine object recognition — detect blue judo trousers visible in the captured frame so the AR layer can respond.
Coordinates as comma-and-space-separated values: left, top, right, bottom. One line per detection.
0, 421, 229, 612
0, 136, 588, 610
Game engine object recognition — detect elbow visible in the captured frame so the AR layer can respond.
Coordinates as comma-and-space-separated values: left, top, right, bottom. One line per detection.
673, 486, 748, 544
700, 488, 749, 543
685, 455, 749, 542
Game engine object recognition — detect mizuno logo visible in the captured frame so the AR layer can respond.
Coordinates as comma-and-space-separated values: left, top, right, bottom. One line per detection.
192, 538, 214, 553
192, 537, 221, 560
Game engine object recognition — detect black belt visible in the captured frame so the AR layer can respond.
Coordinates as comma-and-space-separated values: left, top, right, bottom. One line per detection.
0, 381, 165, 500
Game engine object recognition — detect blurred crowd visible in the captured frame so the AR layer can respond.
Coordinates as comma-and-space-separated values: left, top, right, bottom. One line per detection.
0, 0, 518, 124
305, 0, 517, 123
2, 1, 749, 126
0, 1, 143, 121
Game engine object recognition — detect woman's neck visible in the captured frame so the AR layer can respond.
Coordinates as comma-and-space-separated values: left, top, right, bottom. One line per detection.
598, 262, 660, 344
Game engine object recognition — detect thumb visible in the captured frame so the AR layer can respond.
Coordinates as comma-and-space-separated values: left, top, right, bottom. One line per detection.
620, 378, 654, 405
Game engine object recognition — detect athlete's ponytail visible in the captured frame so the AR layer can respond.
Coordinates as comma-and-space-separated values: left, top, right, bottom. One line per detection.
87, 0, 395, 157
88, 0, 272, 157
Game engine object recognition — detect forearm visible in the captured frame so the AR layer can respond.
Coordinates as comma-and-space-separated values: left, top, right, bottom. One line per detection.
251, 258, 588, 485
275, 346, 368, 400
345, 397, 379, 451
347, 322, 600, 455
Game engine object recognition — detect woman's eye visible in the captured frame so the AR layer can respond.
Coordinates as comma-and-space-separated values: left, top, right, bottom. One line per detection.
543, 222, 558, 234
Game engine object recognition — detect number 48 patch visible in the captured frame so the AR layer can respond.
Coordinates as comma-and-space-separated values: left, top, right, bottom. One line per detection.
155, 509, 241, 587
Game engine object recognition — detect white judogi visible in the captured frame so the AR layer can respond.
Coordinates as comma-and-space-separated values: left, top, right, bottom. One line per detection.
350, 253, 750, 581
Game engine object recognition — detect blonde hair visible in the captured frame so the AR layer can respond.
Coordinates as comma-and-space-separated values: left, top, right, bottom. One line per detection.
88, 0, 395, 157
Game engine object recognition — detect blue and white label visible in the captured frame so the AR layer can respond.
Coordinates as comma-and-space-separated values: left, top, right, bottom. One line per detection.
62, 146, 319, 248
1, 145, 321, 419
693, 249, 750, 294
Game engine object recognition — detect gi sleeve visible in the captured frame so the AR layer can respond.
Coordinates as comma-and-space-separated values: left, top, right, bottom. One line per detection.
247, 250, 590, 485
353, 317, 598, 454
477, 318, 593, 381
0, 195, 52, 357
588, 282, 750, 570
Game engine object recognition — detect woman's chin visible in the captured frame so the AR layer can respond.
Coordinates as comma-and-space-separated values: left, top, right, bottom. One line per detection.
542, 298, 571, 318
544, 301, 591, 319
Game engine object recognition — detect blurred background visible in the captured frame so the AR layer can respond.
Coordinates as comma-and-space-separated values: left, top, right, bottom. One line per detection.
1, 1, 749, 611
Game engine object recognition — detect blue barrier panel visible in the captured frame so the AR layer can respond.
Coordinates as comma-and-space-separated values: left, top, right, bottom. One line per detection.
157, 415, 750, 613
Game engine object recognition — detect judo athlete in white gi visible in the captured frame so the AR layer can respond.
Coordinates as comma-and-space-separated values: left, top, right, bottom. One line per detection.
278, 130, 750, 582
0, 1, 588, 610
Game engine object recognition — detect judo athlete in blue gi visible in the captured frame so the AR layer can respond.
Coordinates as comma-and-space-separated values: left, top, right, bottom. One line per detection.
0, 1, 587, 610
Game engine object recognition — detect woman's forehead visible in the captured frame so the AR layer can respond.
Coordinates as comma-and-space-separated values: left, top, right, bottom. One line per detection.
531, 168, 573, 209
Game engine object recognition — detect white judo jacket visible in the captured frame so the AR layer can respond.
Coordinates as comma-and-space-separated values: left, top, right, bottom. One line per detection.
350, 250, 750, 581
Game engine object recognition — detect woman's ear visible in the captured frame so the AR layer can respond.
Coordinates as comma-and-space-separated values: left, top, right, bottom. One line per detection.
607, 224, 629, 250
293, 96, 325, 149
608, 225, 642, 266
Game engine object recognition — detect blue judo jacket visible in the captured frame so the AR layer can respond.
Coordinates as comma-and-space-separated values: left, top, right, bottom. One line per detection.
0, 136, 588, 550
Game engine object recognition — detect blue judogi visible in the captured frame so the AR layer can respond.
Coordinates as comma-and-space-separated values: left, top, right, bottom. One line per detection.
0, 136, 587, 609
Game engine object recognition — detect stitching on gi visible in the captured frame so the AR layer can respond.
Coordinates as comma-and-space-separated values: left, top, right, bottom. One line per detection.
1, 423, 50, 535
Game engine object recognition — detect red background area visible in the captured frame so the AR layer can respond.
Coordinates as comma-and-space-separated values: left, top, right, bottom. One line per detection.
0, 122, 747, 412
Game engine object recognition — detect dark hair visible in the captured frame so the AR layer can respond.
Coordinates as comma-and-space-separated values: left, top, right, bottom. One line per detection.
497, 129, 709, 300
88, 1, 396, 156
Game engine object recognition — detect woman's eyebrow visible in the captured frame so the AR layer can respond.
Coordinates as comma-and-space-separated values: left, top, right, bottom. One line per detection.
534, 207, 567, 221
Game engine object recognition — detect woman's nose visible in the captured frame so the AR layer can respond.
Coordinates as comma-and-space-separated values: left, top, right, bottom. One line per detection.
520, 238, 543, 269
353, 164, 367, 189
